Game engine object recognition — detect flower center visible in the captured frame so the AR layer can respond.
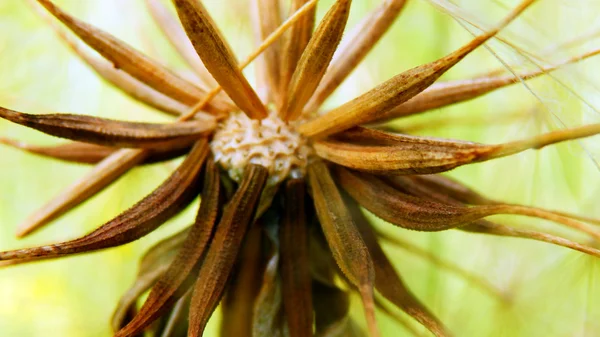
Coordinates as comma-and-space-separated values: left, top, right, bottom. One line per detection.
210, 111, 312, 186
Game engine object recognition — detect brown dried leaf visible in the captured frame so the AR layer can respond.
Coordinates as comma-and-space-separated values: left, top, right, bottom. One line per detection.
390, 175, 600, 257
252, 253, 285, 337
0, 140, 208, 262
251, 0, 283, 105
220, 225, 264, 337
35, 0, 231, 114
281, 0, 353, 121
116, 159, 221, 337
0, 137, 115, 164
407, 174, 600, 226
15, 148, 148, 237
280, 179, 313, 337
144, 0, 218, 88
188, 164, 268, 337
344, 194, 451, 337
308, 160, 380, 337
336, 167, 600, 240
112, 227, 190, 332
373, 47, 600, 122
173, 0, 267, 119
315, 125, 600, 175
306, 0, 408, 113
279, 0, 316, 99
0, 106, 215, 149
26, 0, 192, 117
298, 0, 535, 137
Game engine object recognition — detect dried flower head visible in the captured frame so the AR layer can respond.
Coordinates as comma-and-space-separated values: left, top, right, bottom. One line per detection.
1, 0, 600, 336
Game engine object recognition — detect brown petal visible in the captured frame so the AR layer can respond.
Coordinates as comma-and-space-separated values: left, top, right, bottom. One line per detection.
173, 0, 268, 119
35, 0, 231, 114
0, 107, 215, 149
144, 0, 218, 89
279, 0, 316, 99
26, 0, 192, 117
305, 0, 408, 112
116, 159, 221, 337
112, 227, 190, 332
397, 174, 496, 206
0, 140, 209, 262
0, 137, 115, 164
390, 175, 600, 257
308, 160, 380, 337
336, 168, 600, 240
15, 148, 148, 237
280, 0, 353, 121
188, 164, 268, 336
280, 179, 313, 337
372, 47, 600, 122
344, 194, 451, 337
220, 225, 265, 337
315, 125, 600, 175
252, 253, 286, 337
251, 0, 283, 105
298, 0, 535, 137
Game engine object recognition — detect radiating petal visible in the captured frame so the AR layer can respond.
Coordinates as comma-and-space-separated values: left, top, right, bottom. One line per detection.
305, 0, 408, 113
251, 0, 283, 105
308, 160, 380, 337
344, 194, 451, 337
373, 47, 600, 122
0, 137, 115, 164
144, 0, 218, 88
173, 0, 268, 119
336, 167, 600, 240
116, 159, 221, 337
112, 228, 189, 332
15, 148, 147, 237
35, 0, 231, 114
188, 164, 268, 336
0, 106, 215, 149
390, 175, 600, 257
298, 0, 535, 137
280, 0, 352, 121
280, 179, 313, 337
279, 0, 316, 99
27, 0, 192, 116
0, 140, 209, 262
220, 225, 264, 337
252, 253, 286, 337
315, 125, 600, 175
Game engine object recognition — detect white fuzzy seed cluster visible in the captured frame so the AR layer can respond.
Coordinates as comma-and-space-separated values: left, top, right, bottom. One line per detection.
210, 111, 312, 186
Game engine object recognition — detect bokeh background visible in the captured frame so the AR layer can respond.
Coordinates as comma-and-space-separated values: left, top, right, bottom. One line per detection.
1, 0, 600, 336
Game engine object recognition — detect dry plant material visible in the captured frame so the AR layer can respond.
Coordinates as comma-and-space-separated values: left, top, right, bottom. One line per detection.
281, 0, 352, 121
1, 0, 599, 336
173, 0, 267, 119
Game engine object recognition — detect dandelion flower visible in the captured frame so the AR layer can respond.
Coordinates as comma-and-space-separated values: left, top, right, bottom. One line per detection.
1, 0, 600, 336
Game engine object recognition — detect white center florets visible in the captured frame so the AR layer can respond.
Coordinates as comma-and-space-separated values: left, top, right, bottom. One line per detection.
210, 111, 312, 186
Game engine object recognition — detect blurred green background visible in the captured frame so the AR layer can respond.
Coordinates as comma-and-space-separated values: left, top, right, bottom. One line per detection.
0, 0, 599, 336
